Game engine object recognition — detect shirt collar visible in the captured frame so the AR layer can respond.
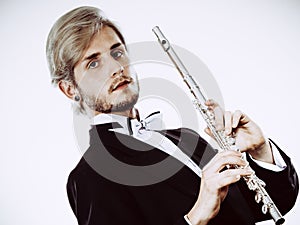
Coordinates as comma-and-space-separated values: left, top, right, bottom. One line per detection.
91, 113, 133, 135
91, 110, 163, 136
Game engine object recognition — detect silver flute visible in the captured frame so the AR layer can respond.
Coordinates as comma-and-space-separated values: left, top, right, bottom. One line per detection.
152, 26, 284, 225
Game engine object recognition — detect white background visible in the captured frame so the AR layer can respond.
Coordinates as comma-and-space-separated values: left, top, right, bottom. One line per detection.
0, 0, 299, 224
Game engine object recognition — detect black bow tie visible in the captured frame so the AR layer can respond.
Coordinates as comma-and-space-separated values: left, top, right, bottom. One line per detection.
129, 111, 163, 135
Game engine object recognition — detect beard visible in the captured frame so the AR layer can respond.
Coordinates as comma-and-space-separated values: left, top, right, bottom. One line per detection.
84, 91, 139, 114
77, 78, 140, 114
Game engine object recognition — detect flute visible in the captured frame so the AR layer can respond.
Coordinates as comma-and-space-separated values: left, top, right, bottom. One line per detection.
152, 26, 285, 225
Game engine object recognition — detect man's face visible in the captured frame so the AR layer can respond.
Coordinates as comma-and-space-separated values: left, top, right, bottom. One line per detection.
74, 26, 139, 114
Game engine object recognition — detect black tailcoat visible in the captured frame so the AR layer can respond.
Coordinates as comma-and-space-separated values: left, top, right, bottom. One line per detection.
67, 123, 298, 225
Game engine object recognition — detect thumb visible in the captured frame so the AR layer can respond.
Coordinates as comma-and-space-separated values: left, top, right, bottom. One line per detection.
205, 127, 214, 138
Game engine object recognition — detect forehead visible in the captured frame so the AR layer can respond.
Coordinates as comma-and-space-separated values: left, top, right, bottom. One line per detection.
83, 26, 122, 57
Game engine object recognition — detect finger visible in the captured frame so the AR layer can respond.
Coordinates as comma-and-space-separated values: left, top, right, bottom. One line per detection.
205, 99, 218, 109
232, 110, 249, 128
213, 154, 247, 173
209, 150, 243, 163
216, 168, 253, 188
204, 151, 246, 173
204, 127, 212, 137
205, 99, 224, 131
216, 172, 241, 188
213, 105, 224, 131
222, 167, 253, 178
224, 111, 232, 135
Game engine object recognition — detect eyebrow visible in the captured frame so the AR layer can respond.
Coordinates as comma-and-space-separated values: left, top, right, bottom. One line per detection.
83, 52, 100, 62
82, 42, 123, 63
110, 42, 122, 50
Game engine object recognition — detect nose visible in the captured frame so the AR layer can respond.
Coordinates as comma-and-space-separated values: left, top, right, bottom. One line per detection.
111, 61, 124, 77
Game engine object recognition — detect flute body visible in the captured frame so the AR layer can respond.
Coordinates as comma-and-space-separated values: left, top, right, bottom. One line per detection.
152, 26, 284, 225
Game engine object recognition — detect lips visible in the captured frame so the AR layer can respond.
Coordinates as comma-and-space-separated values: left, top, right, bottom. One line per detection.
111, 79, 131, 92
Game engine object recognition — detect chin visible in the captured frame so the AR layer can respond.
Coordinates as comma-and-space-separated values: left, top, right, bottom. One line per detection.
110, 93, 139, 112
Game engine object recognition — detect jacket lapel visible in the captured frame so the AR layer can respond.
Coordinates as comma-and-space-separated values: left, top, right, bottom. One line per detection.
86, 124, 199, 195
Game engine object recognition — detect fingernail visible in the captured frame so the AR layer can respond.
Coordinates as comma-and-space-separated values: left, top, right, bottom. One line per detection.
236, 175, 241, 180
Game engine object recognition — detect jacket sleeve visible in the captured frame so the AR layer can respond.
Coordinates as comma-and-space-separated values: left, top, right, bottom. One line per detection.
66, 173, 78, 218
245, 139, 299, 222
66, 170, 151, 225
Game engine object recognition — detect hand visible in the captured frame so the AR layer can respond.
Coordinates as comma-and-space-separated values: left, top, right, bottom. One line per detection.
204, 99, 274, 164
187, 150, 253, 224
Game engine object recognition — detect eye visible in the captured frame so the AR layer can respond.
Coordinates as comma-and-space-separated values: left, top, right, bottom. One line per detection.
88, 60, 99, 69
111, 49, 124, 59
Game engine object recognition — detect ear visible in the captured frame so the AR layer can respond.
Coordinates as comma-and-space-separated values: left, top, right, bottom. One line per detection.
58, 80, 76, 100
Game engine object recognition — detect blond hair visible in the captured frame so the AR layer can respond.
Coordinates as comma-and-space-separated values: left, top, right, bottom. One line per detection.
46, 6, 125, 86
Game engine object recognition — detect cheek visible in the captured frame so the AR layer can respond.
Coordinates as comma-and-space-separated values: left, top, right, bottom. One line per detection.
91, 81, 111, 96
79, 70, 113, 95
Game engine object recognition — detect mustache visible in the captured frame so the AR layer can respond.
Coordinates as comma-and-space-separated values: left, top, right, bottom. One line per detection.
109, 76, 134, 93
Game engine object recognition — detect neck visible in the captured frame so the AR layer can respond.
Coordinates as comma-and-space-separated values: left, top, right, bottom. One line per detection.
94, 108, 138, 119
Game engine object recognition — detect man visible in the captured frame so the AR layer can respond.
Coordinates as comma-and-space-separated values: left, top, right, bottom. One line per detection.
46, 6, 298, 225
